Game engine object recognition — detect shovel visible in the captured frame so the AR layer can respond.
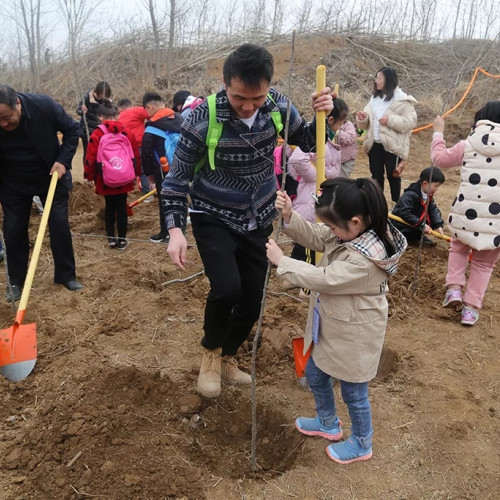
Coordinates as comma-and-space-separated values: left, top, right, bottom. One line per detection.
388, 213, 451, 242
126, 188, 157, 216
0, 171, 58, 382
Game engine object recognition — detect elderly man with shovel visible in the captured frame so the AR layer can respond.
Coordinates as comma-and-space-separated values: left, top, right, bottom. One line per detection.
0, 84, 83, 301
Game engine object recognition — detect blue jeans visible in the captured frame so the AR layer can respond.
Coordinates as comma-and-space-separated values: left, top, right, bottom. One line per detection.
305, 356, 373, 449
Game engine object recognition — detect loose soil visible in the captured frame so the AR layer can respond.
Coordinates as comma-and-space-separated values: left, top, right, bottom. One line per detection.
1, 40, 499, 499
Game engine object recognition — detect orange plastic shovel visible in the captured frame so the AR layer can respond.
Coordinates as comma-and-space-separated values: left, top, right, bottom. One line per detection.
292, 337, 312, 378
0, 171, 59, 382
126, 188, 157, 216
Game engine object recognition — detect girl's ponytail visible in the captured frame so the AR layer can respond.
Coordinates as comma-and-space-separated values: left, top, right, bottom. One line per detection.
357, 179, 395, 257
315, 178, 395, 257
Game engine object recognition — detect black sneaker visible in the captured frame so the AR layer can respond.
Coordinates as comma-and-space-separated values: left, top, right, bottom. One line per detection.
6, 284, 22, 302
423, 236, 437, 247
108, 237, 118, 249
150, 232, 169, 243
116, 238, 130, 251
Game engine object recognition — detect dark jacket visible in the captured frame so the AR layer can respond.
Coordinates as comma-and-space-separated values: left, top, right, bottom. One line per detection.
392, 180, 444, 231
76, 90, 106, 139
162, 88, 320, 234
0, 92, 79, 190
141, 108, 183, 177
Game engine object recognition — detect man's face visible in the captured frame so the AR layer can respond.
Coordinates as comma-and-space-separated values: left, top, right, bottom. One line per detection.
0, 99, 22, 131
224, 77, 270, 119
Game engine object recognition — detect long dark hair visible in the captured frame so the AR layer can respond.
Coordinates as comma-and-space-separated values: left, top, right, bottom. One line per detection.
373, 67, 398, 101
473, 100, 500, 126
315, 178, 395, 256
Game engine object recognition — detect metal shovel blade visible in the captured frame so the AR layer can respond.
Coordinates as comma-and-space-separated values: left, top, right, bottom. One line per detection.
0, 323, 37, 382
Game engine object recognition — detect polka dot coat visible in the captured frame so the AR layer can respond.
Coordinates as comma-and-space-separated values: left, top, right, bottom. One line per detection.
432, 120, 500, 251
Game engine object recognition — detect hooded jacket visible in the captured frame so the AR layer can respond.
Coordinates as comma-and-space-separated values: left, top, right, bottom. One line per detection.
277, 211, 407, 383
357, 88, 417, 160
391, 180, 444, 232
287, 142, 341, 222
431, 120, 500, 250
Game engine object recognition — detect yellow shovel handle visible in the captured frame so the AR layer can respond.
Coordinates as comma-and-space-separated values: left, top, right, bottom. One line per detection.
129, 188, 157, 207
16, 172, 59, 319
389, 213, 451, 242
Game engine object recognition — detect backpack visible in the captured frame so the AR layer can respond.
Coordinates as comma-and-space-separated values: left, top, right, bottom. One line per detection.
273, 145, 300, 200
96, 125, 136, 188
144, 126, 180, 167
195, 92, 283, 173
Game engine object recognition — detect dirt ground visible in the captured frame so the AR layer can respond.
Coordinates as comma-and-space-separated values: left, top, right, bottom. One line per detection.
0, 129, 498, 500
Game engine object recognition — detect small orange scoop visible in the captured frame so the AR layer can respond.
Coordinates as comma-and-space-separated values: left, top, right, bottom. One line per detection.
292, 337, 312, 378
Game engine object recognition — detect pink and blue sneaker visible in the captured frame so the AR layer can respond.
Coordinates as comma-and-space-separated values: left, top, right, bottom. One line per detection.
295, 415, 343, 441
461, 306, 479, 326
326, 436, 373, 464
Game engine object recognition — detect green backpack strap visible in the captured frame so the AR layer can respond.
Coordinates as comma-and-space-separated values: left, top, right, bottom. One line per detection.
194, 94, 221, 174
194, 92, 283, 174
268, 94, 284, 135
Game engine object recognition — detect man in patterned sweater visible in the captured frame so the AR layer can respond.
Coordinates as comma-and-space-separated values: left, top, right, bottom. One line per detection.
162, 43, 333, 398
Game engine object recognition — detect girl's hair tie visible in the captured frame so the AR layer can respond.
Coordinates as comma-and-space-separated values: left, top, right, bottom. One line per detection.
356, 178, 364, 189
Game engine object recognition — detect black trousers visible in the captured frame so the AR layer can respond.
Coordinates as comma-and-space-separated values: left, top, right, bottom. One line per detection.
290, 243, 316, 265
153, 168, 167, 235
191, 213, 273, 356
104, 193, 128, 239
368, 142, 401, 202
0, 179, 76, 287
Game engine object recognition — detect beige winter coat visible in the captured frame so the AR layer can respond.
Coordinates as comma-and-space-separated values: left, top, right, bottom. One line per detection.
357, 91, 418, 160
277, 212, 406, 383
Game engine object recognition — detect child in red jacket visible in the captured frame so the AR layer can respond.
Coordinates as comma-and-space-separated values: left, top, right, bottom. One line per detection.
84, 100, 141, 250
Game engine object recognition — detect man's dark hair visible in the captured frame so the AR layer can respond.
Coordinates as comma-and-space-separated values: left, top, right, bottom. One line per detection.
420, 167, 445, 184
142, 92, 164, 107
373, 67, 399, 101
0, 84, 18, 109
223, 44, 274, 89
95, 81, 111, 98
117, 98, 132, 109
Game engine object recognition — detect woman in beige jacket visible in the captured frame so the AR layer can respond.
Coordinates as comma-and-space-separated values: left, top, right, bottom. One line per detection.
266, 178, 407, 464
356, 67, 417, 203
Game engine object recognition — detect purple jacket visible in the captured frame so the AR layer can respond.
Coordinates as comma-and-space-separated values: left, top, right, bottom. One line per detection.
288, 141, 341, 222
336, 120, 358, 163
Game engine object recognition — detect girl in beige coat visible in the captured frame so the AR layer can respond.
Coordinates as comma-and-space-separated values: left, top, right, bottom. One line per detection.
266, 178, 407, 464
356, 67, 417, 203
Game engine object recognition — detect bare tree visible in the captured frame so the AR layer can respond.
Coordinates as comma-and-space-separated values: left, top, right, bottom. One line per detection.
165, 0, 176, 83
145, 0, 161, 78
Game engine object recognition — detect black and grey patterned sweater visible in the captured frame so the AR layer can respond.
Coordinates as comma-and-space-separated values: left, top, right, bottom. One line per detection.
161, 88, 320, 234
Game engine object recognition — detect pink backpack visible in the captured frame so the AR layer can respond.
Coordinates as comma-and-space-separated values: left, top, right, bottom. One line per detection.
96, 125, 136, 188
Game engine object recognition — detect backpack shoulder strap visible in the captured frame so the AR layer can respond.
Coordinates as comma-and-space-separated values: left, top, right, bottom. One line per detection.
267, 94, 284, 135
144, 125, 167, 139
98, 124, 109, 134
205, 94, 222, 171
194, 93, 221, 174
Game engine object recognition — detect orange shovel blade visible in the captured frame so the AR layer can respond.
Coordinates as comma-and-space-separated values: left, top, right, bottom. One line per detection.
0, 323, 37, 382
292, 337, 311, 378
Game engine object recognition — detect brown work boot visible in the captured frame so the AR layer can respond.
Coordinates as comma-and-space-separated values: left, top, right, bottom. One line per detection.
221, 356, 252, 386
197, 347, 222, 398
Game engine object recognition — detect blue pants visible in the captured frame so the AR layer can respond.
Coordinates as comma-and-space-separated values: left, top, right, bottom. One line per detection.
306, 356, 373, 449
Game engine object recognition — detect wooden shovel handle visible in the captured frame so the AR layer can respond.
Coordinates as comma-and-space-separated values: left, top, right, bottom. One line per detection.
16, 172, 59, 320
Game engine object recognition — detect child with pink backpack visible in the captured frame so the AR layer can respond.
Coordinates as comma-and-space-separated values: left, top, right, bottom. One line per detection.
84, 100, 141, 250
